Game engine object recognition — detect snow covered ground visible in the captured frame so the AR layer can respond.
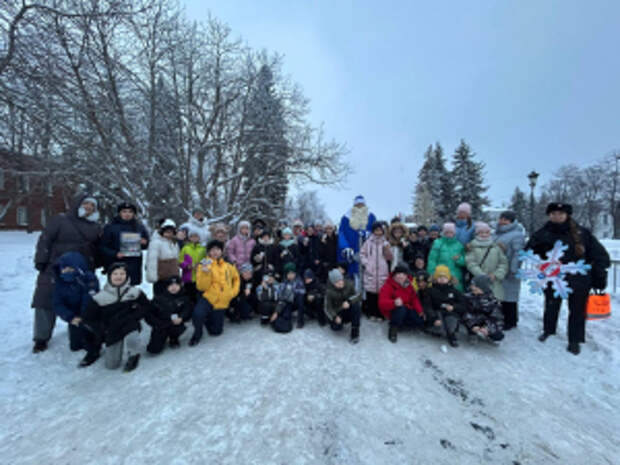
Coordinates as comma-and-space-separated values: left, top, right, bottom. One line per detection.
0, 231, 618, 465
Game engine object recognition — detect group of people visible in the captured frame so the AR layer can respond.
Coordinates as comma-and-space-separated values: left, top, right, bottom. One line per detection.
30, 193, 610, 372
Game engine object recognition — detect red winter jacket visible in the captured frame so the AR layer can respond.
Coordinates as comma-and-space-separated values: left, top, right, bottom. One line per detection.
378, 274, 423, 319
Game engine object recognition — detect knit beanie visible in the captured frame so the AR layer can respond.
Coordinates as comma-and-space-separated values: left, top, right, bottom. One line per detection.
433, 265, 451, 280
283, 262, 296, 275
239, 263, 253, 274
442, 222, 456, 235
429, 224, 440, 232
304, 269, 315, 280
393, 264, 411, 276
328, 268, 344, 284
472, 274, 492, 294
475, 222, 492, 235
281, 227, 293, 236
457, 202, 472, 216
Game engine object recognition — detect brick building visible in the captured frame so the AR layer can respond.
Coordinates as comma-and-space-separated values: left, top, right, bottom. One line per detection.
0, 149, 69, 231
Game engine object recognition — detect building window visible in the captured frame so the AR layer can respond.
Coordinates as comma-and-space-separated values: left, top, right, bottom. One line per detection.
0, 169, 4, 190
18, 175, 29, 192
17, 207, 28, 226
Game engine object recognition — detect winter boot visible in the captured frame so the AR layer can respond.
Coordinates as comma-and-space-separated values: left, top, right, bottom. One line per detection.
169, 337, 180, 348
350, 326, 360, 344
538, 332, 551, 342
32, 340, 48, 354
297, 319, 305, 329
448, 334, 459, 348
188, 334, 201, 346
567, 342, 580, 355
123, 354, 141, 372
388, 325, 398, 343
79, 352, 100, 368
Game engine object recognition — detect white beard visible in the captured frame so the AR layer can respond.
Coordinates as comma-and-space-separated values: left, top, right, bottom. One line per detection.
349, 206, 369, 231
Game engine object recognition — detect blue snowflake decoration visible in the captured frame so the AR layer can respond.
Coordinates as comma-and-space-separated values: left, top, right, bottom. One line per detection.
517, 240, 591, 299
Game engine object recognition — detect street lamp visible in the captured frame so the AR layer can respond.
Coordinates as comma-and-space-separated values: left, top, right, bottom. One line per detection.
528, 170, 539, 235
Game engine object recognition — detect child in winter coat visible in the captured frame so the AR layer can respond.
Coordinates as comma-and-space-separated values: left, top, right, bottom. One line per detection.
303, 269, 326, 326
145, 276, 193, 354
325, 269, 362, 343
427, 223, 467, 291
299, 224, 321, 275
276, 227, 301, 278
146, 219, 181, 296
225, 220, 256, 271
455, 202, 476, 245
178, 227, 207, 304
387, 222, 410, 272
189, 240, 240, 346
83, 262, 150, 371
378, 264, 425, 343
427, 265, 466, 347
360, 222, 393, 320
269, 262, 306, 332
250, 229, 280, 286
462, 275, 505, 342
465, 222, 508, 300
256, 272, 280, 325
229, 263, 256, 322
52, 252, 100, 364
318, 220, 339, 283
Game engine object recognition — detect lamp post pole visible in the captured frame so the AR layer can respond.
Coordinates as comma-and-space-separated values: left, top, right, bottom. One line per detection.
528, 171, 539, 235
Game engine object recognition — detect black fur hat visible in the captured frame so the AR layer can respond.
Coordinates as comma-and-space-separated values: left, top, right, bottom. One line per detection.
546, 202, 573, 215
206, 240, 225, 252
117, 202, 137, 214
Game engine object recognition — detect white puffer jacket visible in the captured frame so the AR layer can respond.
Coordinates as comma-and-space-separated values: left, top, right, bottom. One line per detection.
145, 232, 180, 283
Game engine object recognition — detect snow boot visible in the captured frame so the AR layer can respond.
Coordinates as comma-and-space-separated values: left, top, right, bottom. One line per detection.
32, 340, 48, 354
388, 325, 398, 343
188, 334, 201, 346
538, 332, 551, 342
448, 334, 459, 348
79, 352, 100, 368
567, 342, 580, 355
297, 319, 305, 329
350, 326, 360, 344
169, 337, 180, 348
123, 354, 141, 372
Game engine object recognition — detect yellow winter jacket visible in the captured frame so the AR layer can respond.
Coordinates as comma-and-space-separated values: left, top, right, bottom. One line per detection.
196, 258, 240, 309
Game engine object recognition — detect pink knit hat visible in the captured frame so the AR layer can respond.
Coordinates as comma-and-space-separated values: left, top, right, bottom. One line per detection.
442, 222, 456, 234
475, 221, 491, 234
456, 202, 472, 216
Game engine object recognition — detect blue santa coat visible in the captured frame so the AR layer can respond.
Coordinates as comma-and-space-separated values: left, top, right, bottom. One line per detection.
338, 209, 376, 276
52, 252, 100, 322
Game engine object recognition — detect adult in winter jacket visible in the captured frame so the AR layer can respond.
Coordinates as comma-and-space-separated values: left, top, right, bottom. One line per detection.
250, 229, 280, 286
338, 195, 377, 284
178, 227, 207, 303
32, 193, 102, 354
145, 219, 181, 295
454, 202, 476, 245
324, 269, 362, 343
52, 252, 100, 358
299, 224, 321, 275
493, 211, 526, 329
318, 220, 338, 282
225, 221, 256, 271
360, 222, 393, 320
145, 276, 193, 354
276, 227, 302, 277
100, 202, 150, 286
527, 202, 610, 355
83, 262, 149, 371
427, 266, 467, 347
387, 222, 410, 272
427, 223, 467, 292
379, 265, 424, 343
179, 208, 210, 245
189, 240, 240, 345
462, 275, 504, 342
465, 222, 509, 300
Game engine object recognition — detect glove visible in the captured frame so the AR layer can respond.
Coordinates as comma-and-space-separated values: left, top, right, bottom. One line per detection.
35, 262, 47, 272
342, 248, 355, 263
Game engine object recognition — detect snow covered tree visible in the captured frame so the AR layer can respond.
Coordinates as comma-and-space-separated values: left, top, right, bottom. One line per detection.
285, 190, 327, 225
412, 183, 435, 226
509, 187, 528, 226
450, 139, 489, 218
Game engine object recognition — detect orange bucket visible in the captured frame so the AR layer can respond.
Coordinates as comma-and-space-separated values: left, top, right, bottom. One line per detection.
586, 293, 611, 320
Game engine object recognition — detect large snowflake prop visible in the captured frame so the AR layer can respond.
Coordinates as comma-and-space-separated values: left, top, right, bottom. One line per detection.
517, 240, 591, 299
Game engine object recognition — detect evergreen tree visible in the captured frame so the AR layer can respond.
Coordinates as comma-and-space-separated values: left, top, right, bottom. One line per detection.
413, 183, 436, 225
415, 142, 451, 221
509, 187, 528, 226
435, 142, 455, 220
450, 139, 489, 218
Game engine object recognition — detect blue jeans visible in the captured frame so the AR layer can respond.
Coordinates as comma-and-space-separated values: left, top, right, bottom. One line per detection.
390, 306, 425, 329
192, 297, 224, 340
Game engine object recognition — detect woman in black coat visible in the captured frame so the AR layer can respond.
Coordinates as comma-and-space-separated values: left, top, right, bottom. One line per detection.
527, 202, 610, 355
31, 193, 102, 353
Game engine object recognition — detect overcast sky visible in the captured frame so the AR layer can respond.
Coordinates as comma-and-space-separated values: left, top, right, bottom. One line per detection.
184, 0, 620, 222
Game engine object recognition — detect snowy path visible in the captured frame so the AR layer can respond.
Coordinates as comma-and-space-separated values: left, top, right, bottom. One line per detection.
0, 231, 618, 464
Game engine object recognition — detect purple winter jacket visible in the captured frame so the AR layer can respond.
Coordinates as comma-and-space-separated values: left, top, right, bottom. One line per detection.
360, 234, 392, 294
225, 230, 256, 270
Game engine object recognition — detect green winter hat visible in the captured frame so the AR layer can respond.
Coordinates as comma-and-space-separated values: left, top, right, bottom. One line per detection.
283, 262, 296, 275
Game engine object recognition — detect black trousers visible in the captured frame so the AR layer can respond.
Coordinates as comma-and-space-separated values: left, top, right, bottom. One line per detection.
147, 324, 186, 354
362, 292, 382, 319
330, 303, 361, 331
543, 279, 590, 344
501, 301, 518, 328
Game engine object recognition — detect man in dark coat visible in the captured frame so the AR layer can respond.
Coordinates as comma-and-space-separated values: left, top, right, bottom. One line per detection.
527, 202, 610, 355
100, 202, 150, 285
31, 193, 102, 353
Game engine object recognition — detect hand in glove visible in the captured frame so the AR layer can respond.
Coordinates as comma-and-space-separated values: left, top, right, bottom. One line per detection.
342, 248, 355, 263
